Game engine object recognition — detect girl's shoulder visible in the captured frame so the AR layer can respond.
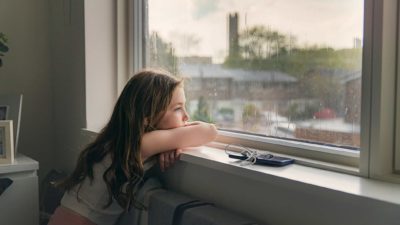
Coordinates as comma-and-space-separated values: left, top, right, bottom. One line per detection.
98, 153, 113, 170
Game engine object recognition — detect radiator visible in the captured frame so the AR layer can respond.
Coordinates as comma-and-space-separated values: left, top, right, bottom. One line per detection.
117, 178, 260, 225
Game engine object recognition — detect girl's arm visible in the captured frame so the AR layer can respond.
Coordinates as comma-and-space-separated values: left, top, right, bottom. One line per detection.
140, 121, 217, 160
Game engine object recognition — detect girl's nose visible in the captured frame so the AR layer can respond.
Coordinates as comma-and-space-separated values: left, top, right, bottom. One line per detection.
183, 109, 190, 122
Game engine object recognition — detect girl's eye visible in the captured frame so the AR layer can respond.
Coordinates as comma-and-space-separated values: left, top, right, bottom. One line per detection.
174, 107, 182, 111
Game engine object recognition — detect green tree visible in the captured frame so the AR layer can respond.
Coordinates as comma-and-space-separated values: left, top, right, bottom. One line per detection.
285, 102, 320, 121
223, 25, 362, 114
299, 70, 343, 112
224, 25, 294, 70
223, 25, 362, 77
240, 26, 289, 60
242, 103, 261, 131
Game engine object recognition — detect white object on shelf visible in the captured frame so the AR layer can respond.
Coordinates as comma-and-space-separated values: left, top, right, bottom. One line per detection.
0, 154, 39, 225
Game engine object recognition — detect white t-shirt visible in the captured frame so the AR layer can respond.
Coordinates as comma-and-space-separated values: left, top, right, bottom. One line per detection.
61, 155, 156, 225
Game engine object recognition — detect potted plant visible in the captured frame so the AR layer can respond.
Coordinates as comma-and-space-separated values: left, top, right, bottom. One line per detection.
0, 33, 9, 67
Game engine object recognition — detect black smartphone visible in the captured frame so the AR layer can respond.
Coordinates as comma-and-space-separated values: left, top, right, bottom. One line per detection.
228, 152, 294, 167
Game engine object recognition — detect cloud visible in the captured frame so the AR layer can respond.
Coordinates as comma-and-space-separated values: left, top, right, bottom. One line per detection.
192, 0, 218, 20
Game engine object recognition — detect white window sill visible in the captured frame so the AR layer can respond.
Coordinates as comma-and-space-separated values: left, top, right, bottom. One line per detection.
180, 144, 400, 206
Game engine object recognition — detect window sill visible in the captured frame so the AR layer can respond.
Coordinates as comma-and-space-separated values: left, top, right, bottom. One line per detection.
180, 144, 400, 206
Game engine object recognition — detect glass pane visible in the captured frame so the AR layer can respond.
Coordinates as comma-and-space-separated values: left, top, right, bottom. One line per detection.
146, 0, 363, 149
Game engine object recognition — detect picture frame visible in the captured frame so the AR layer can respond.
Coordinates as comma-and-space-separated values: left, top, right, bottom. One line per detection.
0, 94, 23, 154
0, 120, 14, 164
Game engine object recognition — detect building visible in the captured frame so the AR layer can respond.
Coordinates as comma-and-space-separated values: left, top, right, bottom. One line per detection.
178, 62, 297, 128
227, 12, 239, 58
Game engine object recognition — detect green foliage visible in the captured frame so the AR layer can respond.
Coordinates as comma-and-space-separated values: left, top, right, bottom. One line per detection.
285, 102, 320, 121
271, 47, 362, 78
242, 103, 261, 131
192, 96, 213, 123
224, 25, 362, 112
0, 32, 9, 67
225, 44, 362, 78
224, 24, 362, 77
239, 25, 290, 60
218, 107, 234, 122
298, 71, 343, 110
219, 107, 234, 115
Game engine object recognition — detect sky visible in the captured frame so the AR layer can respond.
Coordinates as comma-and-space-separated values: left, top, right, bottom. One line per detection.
148, 0, 364, 63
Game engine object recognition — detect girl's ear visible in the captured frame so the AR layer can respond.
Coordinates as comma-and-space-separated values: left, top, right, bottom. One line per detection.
144, 118, 149, 126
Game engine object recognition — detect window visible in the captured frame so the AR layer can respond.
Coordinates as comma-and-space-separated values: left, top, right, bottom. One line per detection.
132, 0, 400, 180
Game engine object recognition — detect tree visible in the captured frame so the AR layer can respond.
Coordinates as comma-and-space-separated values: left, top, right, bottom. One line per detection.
224, 25, 293, 70
148, 32, 178, 74
242, 103, 261, 131
299, 70, 343, 112
240, 26, 290, 60
223, 24, 362, 123
223, 25, 362, 77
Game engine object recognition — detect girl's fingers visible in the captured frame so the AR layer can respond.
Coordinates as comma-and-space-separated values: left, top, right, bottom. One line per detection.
159, 153, 165, 172
164, 152, 171, 169
160, 150, 182, 172
169, 151, 176, 164
175, 149, 182, 159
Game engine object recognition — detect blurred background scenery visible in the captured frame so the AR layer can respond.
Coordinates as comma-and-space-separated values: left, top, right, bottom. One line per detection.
146, 0, 363, 149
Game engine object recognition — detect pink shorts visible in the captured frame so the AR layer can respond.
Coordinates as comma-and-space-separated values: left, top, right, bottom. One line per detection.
48, 206, 96, 225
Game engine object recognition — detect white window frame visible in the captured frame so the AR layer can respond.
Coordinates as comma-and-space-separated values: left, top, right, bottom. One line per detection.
131, 0, 400, 182
363, 0, 400, 183
131, 0, 146, 73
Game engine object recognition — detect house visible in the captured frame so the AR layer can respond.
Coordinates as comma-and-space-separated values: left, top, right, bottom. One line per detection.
179, 62, 298, 126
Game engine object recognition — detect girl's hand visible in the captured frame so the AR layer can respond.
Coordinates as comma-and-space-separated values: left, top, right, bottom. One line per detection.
185, 121, 212, 126
159, 149, 182, 172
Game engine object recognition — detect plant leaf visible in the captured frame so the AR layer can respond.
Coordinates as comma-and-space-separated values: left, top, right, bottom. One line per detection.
0, 42, 9, 53
0, 32, 7, 43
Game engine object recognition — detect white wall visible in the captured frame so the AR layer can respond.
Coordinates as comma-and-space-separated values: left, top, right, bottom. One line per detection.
49, 0, 118, 173
0, 0, 54, 180
84, 0, 117, 131
0, 0, 117, 185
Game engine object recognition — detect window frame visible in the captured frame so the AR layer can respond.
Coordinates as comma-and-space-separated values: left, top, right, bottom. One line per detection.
132, 0, 400, 182
131, 0, 146, 73
395, 0, 400, 174
364, 0, 400, 182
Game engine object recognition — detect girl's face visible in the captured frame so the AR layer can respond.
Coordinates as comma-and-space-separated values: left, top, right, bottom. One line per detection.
156, 86, 189, 129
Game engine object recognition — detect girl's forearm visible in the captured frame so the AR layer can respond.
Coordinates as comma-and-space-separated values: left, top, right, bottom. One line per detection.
141, 122, 217, 159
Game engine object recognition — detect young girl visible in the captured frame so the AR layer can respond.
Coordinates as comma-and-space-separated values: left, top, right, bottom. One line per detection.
48, 69, 217, 225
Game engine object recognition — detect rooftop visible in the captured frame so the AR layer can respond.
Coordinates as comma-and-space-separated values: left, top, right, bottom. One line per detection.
179, 63, 297, 83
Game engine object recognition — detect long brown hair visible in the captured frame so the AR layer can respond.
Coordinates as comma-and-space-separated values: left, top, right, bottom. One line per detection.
59, 69, 182, 210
